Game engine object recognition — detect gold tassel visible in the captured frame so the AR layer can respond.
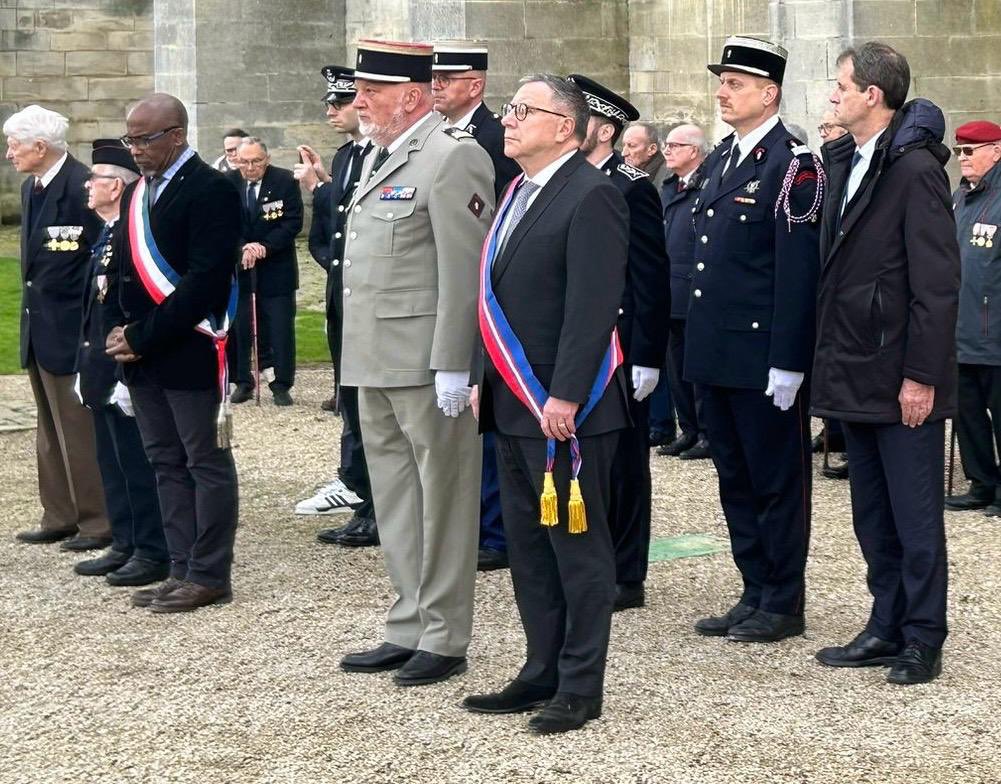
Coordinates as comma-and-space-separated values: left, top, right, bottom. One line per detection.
540, 471, 558, 527
567, 478, 587, 534
216, 399, 233, 449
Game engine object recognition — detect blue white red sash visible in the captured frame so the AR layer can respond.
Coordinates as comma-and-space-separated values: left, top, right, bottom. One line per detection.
478, 175, 623, 533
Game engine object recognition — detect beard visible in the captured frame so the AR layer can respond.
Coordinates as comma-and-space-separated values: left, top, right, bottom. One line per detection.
359, 99, 411, 148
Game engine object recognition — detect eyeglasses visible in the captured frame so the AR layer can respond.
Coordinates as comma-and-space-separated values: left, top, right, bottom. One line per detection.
817, 124, 836, 135
325, 99, 353, 109
120, 126, 180, 149
86, 173, 120, 183
431, 75, 477, 87
953, 142, 996, 157
663, 142, 695, 152
501, 103, 569, 122
238, 157, 268, 167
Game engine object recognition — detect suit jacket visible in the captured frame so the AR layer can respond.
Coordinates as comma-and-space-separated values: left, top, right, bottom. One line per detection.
105, 153, 243, 390
19, 154, 102, 375
339, 114, 495, 388
660, 170, 703, 319
684, 120, 822, 390
475, 151, 632, 439
601, 152, 670, 370
466, 103, 520, 200
78, 221, 120, 408
232, 165, 303, 297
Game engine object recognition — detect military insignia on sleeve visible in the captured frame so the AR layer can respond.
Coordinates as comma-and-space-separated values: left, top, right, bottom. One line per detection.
443, 127, 475, 141
380, 186, 416, 200
616, 162, 649, 181
468, 193, 485, 217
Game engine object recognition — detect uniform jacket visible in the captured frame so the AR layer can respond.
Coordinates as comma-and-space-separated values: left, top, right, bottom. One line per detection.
954, 161, 1001, 365
105, 153, 243, 390
601, 152, 670, 369
660, 170, 703, 319
684, 120, 822, 390
475, 151, 632, 439
812, 99, 959, 423
339, 113, 495, 388
78, 221, 120, 408
466, 103, 521, 200
19, 154, 102, 375
232, 165, 303, 297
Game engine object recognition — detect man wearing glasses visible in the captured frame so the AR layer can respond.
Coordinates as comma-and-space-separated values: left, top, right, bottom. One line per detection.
212, 128, 249, 174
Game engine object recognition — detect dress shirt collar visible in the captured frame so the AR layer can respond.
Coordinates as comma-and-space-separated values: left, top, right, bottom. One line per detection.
524, 148, 578, 190
36, 152, 68, 189
158, 146, 195, 185
854, 126, 887, 169
731, 114, 780, 166
444, 102, 482, 131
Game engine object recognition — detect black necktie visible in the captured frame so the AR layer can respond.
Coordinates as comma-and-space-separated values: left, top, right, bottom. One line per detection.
720, 143, 739, 183
369, 146, 390, 179
345, 144, 367, 193
28, 179, 46, 231
246, 181, 258, 215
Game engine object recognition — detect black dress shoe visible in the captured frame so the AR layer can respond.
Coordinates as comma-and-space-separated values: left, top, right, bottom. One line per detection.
74, 549, 131, 576
816, 631, 903, 667
679, 437, 712, 460
60, 534, 113, 552
337, 516, 379, 547
316, 519, 356, 544
394, 651, 467, 686
16, 527, 77, 544
944, 492, 993, 511
728, 609, 805, 642
887, 640, 942, 685
613, 582, 645, 611
320, 396, 338, 412
477, 547, 509, 571
694, 602, 756, 636
821, 461, 850, 480
984, 503, 1001, 517
462, 680, 556, 714
230, 384, 254, 404
648, 428, 675, 447
528, 694, 602, 735
812, 428, 846, 453
657, 432, 697, 457
106, 557, 171, 586
271, 386, 293, 407
340, 642, 415, 673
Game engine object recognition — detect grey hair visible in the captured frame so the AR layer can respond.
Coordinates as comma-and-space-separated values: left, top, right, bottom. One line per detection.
519, 73, 589, 143
100, 163, 140, 186
237, 136, 269, 155
2, 105, 69, 151
668, 123, 710, 157
629, 121, 661, 148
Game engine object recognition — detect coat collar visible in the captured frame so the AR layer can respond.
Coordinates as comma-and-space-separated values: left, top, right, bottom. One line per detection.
703, 120, 786, 206
352, 113, 443, 205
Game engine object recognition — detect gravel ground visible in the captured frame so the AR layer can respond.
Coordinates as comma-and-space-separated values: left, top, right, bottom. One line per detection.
0, 369, 998, 784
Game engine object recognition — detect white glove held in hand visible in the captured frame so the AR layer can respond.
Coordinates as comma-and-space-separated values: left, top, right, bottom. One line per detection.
435, 370, 472, 418
111, 381, 135, 417
631, 365, 660, 402
765, 368, 804, 412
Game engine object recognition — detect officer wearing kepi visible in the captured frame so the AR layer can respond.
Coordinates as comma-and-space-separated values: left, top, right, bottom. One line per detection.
568, 73, 670, 611
685, 37, 823, 643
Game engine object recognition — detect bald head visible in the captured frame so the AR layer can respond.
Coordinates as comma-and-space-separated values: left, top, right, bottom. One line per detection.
128, 93, 188, 131
123, 92, 189, 177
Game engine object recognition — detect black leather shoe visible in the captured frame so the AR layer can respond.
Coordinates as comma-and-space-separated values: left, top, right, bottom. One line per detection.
887, 640, 942, 685
16, 527, 77, 544
944, 492, 993, 511
816, 631, 903, 667
679, 437, 712, 460
340, 642, 415, 673
657, 432, 697, 457
272, 387, 293, 407
106, 557, 170, 586
984, 503, 1001, 517
812, 428, 846, 453
320, 396, 338, 412
462, 680, 556, 714
477, 547, 509, 571
694, 602, 756, 636
648, 427, 675, 447
821, 461, 850, 480
528, 694, 602, 735
230, 384, 254, 405
74, 549, 130, 576
728, 610, 805, 642
60, 534, 113, 552
613, 582, 645, 611
336, 516, 379, 547
316, 519, 357, 544
132, 577, 184, 608
394, 651, 467, 686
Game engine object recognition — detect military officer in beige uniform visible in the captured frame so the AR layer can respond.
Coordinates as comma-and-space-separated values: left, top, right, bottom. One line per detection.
337, 40, 495, 686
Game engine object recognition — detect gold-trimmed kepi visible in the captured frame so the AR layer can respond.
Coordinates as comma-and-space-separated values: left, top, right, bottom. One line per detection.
354, 39, 433, 83
432, 41, 488, 72
708, 35, 788, 85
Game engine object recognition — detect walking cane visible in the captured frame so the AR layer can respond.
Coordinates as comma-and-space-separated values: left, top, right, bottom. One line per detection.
947, 418, 956, 498
822, 422, 831, 473
250, 266, 261, 407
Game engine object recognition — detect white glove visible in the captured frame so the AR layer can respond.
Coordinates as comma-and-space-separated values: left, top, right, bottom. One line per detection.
764, 368, 804, 412
72, 374, 83, 405
111, 381, 135, 417
434, 370, 472, 418
631, 365, 659, 402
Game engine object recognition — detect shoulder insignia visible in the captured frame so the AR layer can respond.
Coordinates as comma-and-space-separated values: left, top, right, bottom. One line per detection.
443, 127, 475, 141
787, 140, 812, 157
466, 123, 478, 134
753, 146, 767, 162
616, 162, 649, 181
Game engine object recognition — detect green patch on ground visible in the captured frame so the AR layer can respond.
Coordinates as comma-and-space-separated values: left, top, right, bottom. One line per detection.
0, 258, 22, 375
649, 534, 728, 563
295, 309, 330, 366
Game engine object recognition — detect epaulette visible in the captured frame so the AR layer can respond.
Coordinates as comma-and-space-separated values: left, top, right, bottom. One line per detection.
786, 139, 812, 157
616, 161, 649, 181
443, 127, 475, 141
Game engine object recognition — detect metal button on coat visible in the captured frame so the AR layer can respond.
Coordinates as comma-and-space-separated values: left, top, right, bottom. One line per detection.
350, 231, 357, 239
707, 208, 714, 217
354, 206, 361, 213
739, 214, 747, 222
694, 289, 702, 298
700, 235, 708, 244
332, 259, 340, 266
26, 280, 32, 287
337, 205, 345, 213
696, 263, 704, 271
343, 287, 351, 296
344, 259, 352, 268
752, 322, 759, 329
386, 212, 394, 218
334, 232, 342, 239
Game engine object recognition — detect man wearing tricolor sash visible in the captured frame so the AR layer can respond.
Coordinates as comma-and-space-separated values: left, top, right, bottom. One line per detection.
463, 75, 630, 735
105, 94, 243, 614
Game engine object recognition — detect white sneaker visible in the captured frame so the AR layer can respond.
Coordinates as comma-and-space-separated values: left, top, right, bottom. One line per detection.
294, 478, 362, 515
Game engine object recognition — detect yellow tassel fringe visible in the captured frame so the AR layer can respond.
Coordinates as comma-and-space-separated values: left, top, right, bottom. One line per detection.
540, 471, 558, 527
567, 478, 587, 534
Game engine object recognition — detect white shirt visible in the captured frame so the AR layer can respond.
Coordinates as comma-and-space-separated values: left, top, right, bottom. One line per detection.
444, 102, 482, 131
151, 146, 196, 203
595, 152, 614, 171
386, 112, 434, 154
843, 127, 887, 209
729, 114, 780, 168
36, 152, 67, 189
497, 148, 577, 245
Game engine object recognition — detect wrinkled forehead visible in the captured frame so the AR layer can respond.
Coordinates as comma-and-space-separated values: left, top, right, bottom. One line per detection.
623, 126, 650, 144
511, 81, 555, 109
238, 142, 267, 159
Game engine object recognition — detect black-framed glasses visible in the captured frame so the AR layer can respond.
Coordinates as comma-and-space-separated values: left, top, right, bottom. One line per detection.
325, 99, 354, 109
238, 157, 268, 167
501, 103, 569, 122
431, 74, 477, 88
663, 142, 695, 152
119, 126, 181, 149
953, 142, 996, 157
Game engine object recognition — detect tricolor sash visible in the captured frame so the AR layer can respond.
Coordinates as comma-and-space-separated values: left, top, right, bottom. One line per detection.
127, 177, 239, 447
478, 176, 624, 533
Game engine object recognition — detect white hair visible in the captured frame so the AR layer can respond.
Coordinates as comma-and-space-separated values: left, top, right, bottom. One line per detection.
2, 104, 69, 151
100, 163, 140, 186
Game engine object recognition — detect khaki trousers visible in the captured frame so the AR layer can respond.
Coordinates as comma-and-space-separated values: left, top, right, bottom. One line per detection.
359, 385, 481, 657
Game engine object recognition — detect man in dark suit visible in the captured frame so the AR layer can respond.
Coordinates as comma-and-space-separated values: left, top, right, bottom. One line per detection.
811, 44, 958, 685
74, 139, 169, 585
4, 105, 111, 551
570, 74, 670, 612
229, 137, 303, 407
105, 93, 242, 613
685, 37, 822, 644
464, 74, 629, 734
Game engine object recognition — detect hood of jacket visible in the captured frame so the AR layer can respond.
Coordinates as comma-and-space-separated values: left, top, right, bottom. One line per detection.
886, 98, 950, 166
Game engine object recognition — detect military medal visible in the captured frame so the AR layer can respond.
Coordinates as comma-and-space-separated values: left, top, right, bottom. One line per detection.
46, 226, 60, 251
68, 226, 81, 251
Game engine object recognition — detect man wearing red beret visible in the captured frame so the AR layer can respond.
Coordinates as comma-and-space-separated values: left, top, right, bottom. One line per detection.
945, 121, 1001, 516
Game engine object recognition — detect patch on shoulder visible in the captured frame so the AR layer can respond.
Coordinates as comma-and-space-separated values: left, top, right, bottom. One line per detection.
616, 162, 649, 181
786, 139, 812, 156
443, 126, 475, 141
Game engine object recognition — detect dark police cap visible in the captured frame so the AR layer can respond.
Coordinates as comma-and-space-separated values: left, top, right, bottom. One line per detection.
91, 138, 139, 174
322, 65, 356, 102
708, 35, 788, 86
566, 74, 639, 125
354, 40, 433, 84
432, 42, 488, 72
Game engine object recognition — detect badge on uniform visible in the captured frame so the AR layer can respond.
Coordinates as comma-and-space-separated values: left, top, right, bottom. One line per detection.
753, 147, 767, 162
468, 193, 485, 218
971, 223, 997, 248
261, 200, 284, 221
734, 196, 756, 204
45, 225, 83, 251
745, 180, 761, 194
380, 186, 416, 200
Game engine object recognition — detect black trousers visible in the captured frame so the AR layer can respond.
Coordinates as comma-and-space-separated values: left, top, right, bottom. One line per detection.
666, 318, 702, 437
92, 404, 168, 562
842, 419, 948, 648
338, 384, 374, 519
495, 431, 619, 698
129, 379, 239, 588
233, 290, 296, 390
700, 385, 811, 615
608, 393, 651, 584
956, 363, 1001, 500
